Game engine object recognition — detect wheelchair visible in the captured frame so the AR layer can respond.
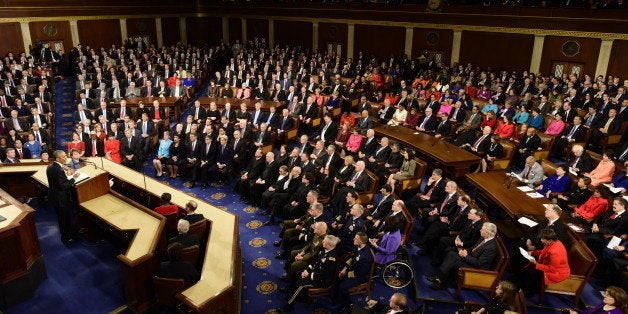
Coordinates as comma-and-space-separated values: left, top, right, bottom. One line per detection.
380, 246, 414, 289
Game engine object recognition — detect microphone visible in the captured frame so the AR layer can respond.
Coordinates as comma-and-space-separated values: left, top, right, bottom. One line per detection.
79, 158, 97, 169
141, 167, 151, 206
100, 156, 104, 169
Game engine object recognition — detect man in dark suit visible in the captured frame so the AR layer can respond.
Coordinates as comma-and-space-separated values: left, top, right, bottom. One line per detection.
432, 206, 483, 263
264, 106, 280, 129
589, 108, 621, 150
250, 122, 271, 151
424, 94, 441, 115
191, 100, 207, 124
357, 129, 378, 159
364, 137, 391, 171
356, 110, 374, 132
197, 135, 217, 190
246, 152, 279, 206
250, 102, 267, 126
461, 125, 493, 157
365, 185, 395, 227
181, 200, 204, 224
404, 169, 447, 215
121, 129, 142, 170
73, 103, 94, 124
183, 132, 202, 188
415, 107, 438, 133
316, 114, 338, 144
209, 135, 234, 184
566, 144, 593, 174
416, 182, 461, 251
428, 222, 498, 290
330, 161, 370, 214
27, 107, 48, 129
85, 135, 104, 157
168, 220, 200, 248
94, 102, 114, 123
550, 116, 587, 159
510, 127, 542, 171
157, 243, 200, 288
433, 112, 453, 138
585, 198, 628, 258
46, 150, 80, 244
14, 139, 31, 159
221, 103, 236, 122
234, 148, 266, 197
140, 81, 156, 98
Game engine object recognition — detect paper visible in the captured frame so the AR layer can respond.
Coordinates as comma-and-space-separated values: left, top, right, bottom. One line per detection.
604, 184, 624, 194
569, 168, 578, 176
607, 236, 622, 249
568, 223, 584, 232
526, 192, 545, 199
413, 132, 420, 135
511, 173, 523, 181
68, 172, 90, 184
517, 186, 534, 192
518, 217, 538, 227
519, 247, 534, 261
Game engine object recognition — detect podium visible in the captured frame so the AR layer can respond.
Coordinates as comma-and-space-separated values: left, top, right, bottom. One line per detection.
0, 188, 46, 309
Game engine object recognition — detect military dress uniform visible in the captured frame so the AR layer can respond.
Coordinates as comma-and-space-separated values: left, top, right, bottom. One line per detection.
286, 248, 339, 305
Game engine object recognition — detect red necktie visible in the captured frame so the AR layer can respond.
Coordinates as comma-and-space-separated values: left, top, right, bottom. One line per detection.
92, 141, 97, 156
18, 149, 23, 159
473, 135, 486, 149
440, 195, 450, 212
155, 109, 160, 120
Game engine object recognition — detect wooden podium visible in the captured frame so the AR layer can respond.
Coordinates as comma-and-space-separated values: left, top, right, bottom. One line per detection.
0, 188, 46, 309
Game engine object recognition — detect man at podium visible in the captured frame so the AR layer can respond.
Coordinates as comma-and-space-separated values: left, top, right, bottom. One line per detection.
46, 150, 80, 245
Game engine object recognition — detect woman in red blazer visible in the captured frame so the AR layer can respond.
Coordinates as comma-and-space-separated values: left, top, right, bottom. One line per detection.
519, 228, 570, 295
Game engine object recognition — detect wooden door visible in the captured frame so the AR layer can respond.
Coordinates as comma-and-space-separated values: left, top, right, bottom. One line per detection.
551, 61, 584, 78
326, 42, 342, 58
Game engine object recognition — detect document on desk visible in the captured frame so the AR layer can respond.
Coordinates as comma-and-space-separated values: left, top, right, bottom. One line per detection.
526, 192, 545, 199
517, 186, 534, 192
68, 172, 90, 184
567, 223, 585, 232
607, 236, 622, 249
569, 167, 579, 176
603, 184, 623, 194
519, 247, 534, 261
518, 217, 538, 227
413, 132, 420, 135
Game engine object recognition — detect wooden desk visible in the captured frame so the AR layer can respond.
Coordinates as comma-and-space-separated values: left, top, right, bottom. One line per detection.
466, 170, 550, 221
0, 188, 46, 308
373, 125, 481, 178
89, 158, 240, 313
197, 97, 282, 111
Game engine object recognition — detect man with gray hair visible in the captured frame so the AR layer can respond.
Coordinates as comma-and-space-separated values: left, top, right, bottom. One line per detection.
427, 222, 497, 290
168, 219, 200, 248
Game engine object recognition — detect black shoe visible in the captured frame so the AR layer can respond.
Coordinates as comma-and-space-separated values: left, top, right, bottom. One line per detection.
280, 274, 288, 281
416, 248, 428, 256
260, 210, 270, 215
200, 183, 208, 190
275, 253, 287, 259
263, 220, 276, 226
188, 182, 196, 189
429, 282, 446, 290
279, 286, 289, 293
430, 260, 440, 267
280, 304, 294, 312
274, 241, 281, 247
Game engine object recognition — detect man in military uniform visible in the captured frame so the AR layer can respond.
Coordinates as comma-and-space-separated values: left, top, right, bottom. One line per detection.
281, 235, 340, 312
332, 204, 367, 255
281, 221, 328, 282
276, 201, 329, 253
336, 232, 374, 311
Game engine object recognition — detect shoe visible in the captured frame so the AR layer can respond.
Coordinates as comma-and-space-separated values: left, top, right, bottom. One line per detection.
183, 182, 191, 187
280, 304, 294, 312
274, 241, 281, 247
429, 282, 445, 290
200, 183, 208, 190
275, 253, 287, 259
430, 261, 440, 267
263, 220, 276, 226
62, 238, 76, 245
188, 182, 196, 189
416, 248, 428, 256
280, 274, 288, 281
260, 210, 270, 215
279, 286, 289, 293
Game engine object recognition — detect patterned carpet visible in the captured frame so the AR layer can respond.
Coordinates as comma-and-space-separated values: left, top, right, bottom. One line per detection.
53, 78, 77, 151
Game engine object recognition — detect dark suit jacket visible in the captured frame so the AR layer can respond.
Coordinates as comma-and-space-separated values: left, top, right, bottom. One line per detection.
73, 110, 94, 123
94, 108, 114, 121
424, 179, 447, 204
46, 162, 75, 208
568, 151, 593, 173
199, 142, 217, 164
434, 120, 452, 136
85, 139, 104, 157
518, 134, 542, 151
561, 124, 587, 142
277, 116, 294, 131
461, 238, 497, 270
350, 170, 370, 192
168, 233, 200, 248
370, 195, 394, 221
416, 115, 438, 132
359, 138, 378, 156
120, 136, 141, 156
319, 122, 338, 143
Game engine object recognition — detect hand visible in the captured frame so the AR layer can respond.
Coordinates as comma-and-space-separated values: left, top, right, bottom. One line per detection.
301, 270, 309, 278
458, 249, 468, 258
528, 256, 537, 264
72, 172, 80, 178
366, 299, 378, 308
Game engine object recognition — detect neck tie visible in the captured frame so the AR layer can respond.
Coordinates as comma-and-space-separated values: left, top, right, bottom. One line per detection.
351, 171, 360, 182
473, 135, 486, 149
610, 213, 618, 220
440, 195, 450, 212
35, 132, 40, 142
195, 108, 199, 119
155, 109, 160, 120
525, 166, 532, 179
92, 141, 97, 156
1, 96, 6, 107
143, 122, 147, 134
18, 149, 22, 159
420, 117, 428, 129
604, 118, 613, 131
567, 125, 577, 139
80, 111, 86, 122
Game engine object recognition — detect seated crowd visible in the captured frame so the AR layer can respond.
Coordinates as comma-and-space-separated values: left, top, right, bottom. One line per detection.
2, 37, 627, 313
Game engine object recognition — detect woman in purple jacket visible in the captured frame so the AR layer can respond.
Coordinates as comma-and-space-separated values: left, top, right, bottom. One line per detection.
566, 286, 627, 314
370, 215, 402, 265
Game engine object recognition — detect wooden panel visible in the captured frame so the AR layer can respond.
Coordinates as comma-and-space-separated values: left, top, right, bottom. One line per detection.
161, 17, 180, 46
246, 19, 268, 43
274, 20, 312, 50
607, 40, 628, 79
126, 18, 156, 46
354, 24, 404, 62
540, 36, 600, 77
29, 21, 72, 52
460, 31, 533, 72
318, 22, 347, 58
78, 19, 121, 49
185, 17, 221, 46
0, 23, 24, 55
228, 18, 242, 42
412, 28, 453, 63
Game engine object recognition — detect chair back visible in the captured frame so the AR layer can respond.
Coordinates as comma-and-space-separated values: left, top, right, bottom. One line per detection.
180, 245, 200, 268
188, 219, 207, 240
153, 276, 185, 308
163, 212, 179, 237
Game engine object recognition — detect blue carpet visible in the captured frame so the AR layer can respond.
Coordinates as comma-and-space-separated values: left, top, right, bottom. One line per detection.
53, 78, 77, 151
